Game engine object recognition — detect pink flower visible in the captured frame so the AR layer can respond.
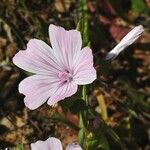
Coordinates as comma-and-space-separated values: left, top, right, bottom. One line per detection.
106, 25, 144, 60
31, 137, 82, 150
13, 24, 96, 110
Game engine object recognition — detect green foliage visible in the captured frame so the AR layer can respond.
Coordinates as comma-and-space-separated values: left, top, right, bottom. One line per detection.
78, 127, 85, 146
131, 0, 148, 15
10, 144, 24, 150
100, 121, 120, 143
86, 132, 110, 150
123, 79, 150, 112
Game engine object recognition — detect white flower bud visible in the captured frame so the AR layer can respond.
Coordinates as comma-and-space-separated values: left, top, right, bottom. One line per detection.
106, 25, 144, 60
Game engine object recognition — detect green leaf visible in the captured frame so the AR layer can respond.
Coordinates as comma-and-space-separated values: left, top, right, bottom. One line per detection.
131, 0, 148, 14
101, 121, 120, 142
10, 144, 24, 150
78, 128, 85, 146
86, 132, 110, 150
86, 133, 100, 150
106, 126, 120, 142
99, 135, 110, 150
124, 81, 150, 111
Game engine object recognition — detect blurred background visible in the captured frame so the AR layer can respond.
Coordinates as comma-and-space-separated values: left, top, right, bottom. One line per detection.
0, 0, 150, 149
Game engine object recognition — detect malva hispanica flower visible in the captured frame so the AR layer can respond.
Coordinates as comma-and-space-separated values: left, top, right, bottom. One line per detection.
13, 24, 96, 110
31, 137, 82, 150
106, 25, 144, 60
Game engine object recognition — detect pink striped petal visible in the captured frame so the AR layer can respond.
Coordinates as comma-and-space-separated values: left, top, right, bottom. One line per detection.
19, 75, 61, 109
13, 24, 97, 109
73, 47, 96, 85
31, 137, 63, 150
66, 143, 83, 150
47, 82, 77, 106
49, 24, 82, 71
13, 39, 62, 75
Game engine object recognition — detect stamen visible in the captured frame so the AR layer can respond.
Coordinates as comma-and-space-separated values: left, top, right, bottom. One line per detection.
58, 71, 73, 82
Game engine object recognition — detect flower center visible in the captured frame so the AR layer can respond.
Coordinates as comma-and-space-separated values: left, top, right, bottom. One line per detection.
58, 71, 73, 83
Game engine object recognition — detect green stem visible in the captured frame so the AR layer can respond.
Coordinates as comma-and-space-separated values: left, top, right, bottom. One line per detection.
82, 85, 88, 126
78, 0, 89, 46
78, 85, 88, 146
77, 0, 89, 147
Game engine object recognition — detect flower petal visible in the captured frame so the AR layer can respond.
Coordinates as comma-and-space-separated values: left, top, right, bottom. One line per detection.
47, 82, 78, 105
49, 24, 82, 71
106, 25, 144, 60
19, 75, 61, 109
13, 39, 62, 75
73, 47, 96, 85
66, 143, 83, 150
31, 137, 63, 150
